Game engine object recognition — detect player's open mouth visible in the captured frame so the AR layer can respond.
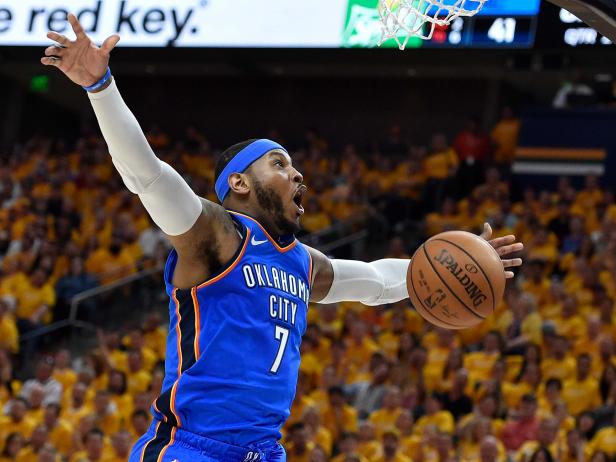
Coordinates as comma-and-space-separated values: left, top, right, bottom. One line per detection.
293, 186, 306, 215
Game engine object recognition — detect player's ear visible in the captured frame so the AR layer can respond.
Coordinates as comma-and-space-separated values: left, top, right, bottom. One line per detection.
228, 172, 250, 197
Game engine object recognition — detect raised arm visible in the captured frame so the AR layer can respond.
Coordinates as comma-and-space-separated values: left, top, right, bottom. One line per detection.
308, 224, 523, 305
41, 14, 240, 288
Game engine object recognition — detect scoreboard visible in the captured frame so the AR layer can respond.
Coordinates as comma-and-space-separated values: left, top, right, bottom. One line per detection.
421, 0, 541, 48
413, 0, 613, 48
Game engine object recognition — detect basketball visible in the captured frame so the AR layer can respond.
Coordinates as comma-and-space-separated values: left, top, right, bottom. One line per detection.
407, 231, 506, 330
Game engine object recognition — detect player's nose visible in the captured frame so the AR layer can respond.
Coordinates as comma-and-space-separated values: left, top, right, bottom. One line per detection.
291, 168, 303, 184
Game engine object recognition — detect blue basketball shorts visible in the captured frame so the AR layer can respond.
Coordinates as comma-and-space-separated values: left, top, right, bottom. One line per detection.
129, 420, 286, 462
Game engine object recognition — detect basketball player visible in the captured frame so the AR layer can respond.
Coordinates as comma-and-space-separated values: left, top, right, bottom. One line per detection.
41, 15, 522, 462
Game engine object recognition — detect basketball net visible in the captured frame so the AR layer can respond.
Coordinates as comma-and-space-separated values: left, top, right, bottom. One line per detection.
378, 0, 488, 49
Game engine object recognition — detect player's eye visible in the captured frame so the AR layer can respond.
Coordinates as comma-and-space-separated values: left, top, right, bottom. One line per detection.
274, 160, 284, 167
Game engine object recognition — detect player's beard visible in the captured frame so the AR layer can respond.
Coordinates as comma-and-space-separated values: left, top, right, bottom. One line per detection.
253, 179, 301, 236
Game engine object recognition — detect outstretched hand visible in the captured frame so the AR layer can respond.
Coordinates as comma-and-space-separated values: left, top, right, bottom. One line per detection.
41, 13, 120, 87
480, 223, 523, 279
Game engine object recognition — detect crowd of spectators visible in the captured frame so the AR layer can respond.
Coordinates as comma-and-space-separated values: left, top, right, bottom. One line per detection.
3, 109, 616, 461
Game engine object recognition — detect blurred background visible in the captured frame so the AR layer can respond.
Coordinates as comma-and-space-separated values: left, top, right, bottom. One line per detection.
1, 0, 616, 461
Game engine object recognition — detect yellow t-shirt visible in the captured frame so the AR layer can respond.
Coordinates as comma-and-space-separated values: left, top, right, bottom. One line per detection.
502, 381, 534, 410
0, 314, 19, 353
521, 279, 551, 306
301, 212, 332, 234
515, 441, 561, 462
345, 337, 379, 372
126, 369, 152, 395
357, 440, 382, 461
48, 418, 74, 456
562, 377, 601, 416
553, 315, 586, 343
491, 118, 520, 164
423, 149, 459, 180
368, 408, 403, 437
320, 404, 358, 441
463, 351, 499, 383
0, 416, 36, 444
589, 427, 616, 456
413, 411, 455, 436
15, 280, 56, 323
540, 356, 576, 382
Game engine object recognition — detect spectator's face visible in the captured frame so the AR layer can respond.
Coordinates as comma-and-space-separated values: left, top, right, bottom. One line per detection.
383, 434, 398, 457
36, 361, 53, 381
577, 356, 591, 378
30, 426, 48, 449
132, 415, 149, 434
479, 396, 496, 417
94, 393, 109, 413
537, 421, 558, 445
111, 432, 131, 456
395, 411, 414, 434
128, 351, 143, 371
480, 441, 498, 462
6, 433, 24, 457
37, 444, 56, 462
31, 270, 47, 287
291, 427, 307, 447
55, 350, 70, 369
383, 388, 401, 409
308, 447, 327, 462
85, 434, 104, 459
339, 436, 358, 453
108, 371, 125, 393
519, 400, 537, 419
484, 334, 499, 352
567, 431, 580, 449
359, 423, 375, 442
426, 397, 440, 414
133, 392, 150, 411
10, 400, 26, 420
129, 330, 144, 348
72, 383, 87, 405
44, 405, 59, 426
29, 386, 44, 408
546, 383, 561, 401
70, 257, 84, 275
579, 414, 595, 433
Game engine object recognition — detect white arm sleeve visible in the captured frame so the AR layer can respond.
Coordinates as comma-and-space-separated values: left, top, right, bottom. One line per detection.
317, 258, 410, 306
88, 79, 202, 236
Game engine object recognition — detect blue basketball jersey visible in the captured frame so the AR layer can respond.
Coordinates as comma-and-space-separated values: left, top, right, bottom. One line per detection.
151, 211, 312, 447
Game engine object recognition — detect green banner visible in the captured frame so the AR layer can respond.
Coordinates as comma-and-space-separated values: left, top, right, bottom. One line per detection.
342, 0, 423, 48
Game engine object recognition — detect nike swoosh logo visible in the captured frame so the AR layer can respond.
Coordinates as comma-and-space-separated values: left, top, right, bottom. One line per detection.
251, 236, 268, 246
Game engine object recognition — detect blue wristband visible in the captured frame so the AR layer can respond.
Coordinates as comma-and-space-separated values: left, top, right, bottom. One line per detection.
82, 68, 112, 92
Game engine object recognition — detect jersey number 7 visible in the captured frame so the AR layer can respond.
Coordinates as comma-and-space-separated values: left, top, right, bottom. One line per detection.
270, 325, 290, 374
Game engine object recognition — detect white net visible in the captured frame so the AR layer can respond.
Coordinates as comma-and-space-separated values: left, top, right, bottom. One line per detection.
378, 0, 488, 49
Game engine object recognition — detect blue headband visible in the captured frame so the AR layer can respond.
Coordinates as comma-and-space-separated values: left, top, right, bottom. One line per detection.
215, 139, 287, 202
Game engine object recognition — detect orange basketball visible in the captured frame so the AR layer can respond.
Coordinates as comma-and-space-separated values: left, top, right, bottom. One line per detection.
407, 231, 506, 330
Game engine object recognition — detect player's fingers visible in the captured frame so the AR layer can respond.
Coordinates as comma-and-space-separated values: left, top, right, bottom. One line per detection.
41, 56, 61, 67
495, 242, 524, 256
488, 234, 516, 248
480, 222, 492, 240
44, 45, 65, 57
101, 34, 120, 54
505, 271, 515, 279
47, 31, 71, 47
502, 258, 523, 268
68, 13, 87, 39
